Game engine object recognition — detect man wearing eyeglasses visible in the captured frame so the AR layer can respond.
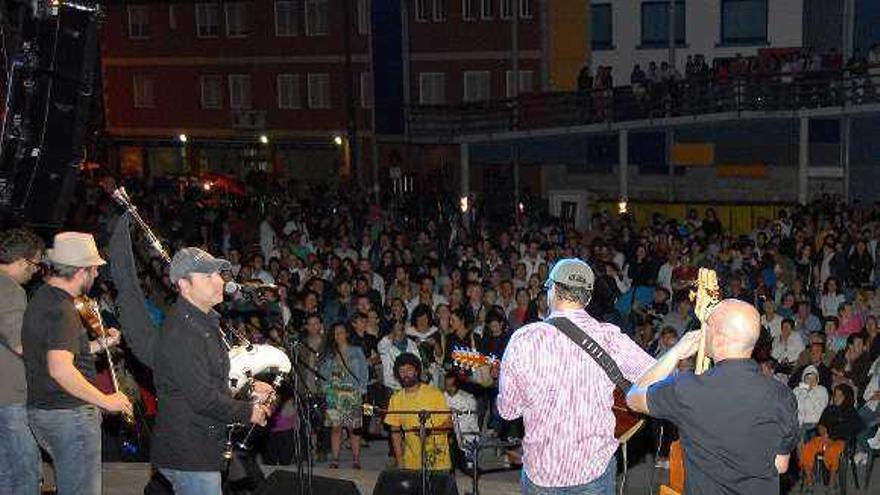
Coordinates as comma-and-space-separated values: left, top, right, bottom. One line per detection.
0, 228, 45, 494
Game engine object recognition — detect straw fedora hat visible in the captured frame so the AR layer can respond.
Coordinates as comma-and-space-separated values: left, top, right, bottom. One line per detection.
46, 232, 107, 267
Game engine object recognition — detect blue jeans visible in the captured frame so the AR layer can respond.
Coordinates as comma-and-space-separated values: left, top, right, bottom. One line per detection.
856, 405, 880, 453
159, 469, 222, 495
29, 405, 101, 495
0, 403, 41, 494
521, 458, 616, 495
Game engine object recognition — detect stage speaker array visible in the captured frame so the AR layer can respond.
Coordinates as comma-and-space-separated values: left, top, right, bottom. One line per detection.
0, 2, 100, 227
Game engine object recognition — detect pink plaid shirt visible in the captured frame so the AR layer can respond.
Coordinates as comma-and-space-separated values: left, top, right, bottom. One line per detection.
498, 309, 656, 487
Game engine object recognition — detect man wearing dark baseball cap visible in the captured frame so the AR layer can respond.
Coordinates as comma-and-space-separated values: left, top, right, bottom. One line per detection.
498, 258, 656, 493
151, 247, 270, 494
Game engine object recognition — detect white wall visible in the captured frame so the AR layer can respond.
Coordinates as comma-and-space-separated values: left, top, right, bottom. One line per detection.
590, 0, 804, 80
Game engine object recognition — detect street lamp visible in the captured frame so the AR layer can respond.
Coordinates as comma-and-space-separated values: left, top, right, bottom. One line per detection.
259, 135, 269, 145
333, 135, 344, 146
178, 134, 188, 143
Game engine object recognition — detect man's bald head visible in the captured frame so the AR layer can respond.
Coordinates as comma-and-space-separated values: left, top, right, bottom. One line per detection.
706, 299, 761, 360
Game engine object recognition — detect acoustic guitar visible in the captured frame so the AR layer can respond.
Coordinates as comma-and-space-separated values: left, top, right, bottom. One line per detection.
451, 348, 644, 442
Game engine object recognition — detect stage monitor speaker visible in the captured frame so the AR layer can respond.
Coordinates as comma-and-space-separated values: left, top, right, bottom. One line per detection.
371, 469, 459, 495
255, 471, 361, 495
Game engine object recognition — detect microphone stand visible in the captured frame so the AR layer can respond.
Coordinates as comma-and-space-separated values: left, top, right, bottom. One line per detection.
367, 406, 460, 495
285, 335, 326, 495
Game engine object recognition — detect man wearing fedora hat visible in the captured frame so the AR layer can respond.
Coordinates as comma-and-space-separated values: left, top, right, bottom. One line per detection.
151, 247, 271, 495
21, 232, 133, 495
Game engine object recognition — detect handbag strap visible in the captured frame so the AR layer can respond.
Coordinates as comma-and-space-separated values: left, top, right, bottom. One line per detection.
335, 347, 363, 386
546, 316, 632, 392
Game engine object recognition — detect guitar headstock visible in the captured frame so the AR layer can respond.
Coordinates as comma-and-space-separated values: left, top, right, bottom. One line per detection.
451, 348, 498, 369
689, 268, 721, 326
111, 187, 131, 208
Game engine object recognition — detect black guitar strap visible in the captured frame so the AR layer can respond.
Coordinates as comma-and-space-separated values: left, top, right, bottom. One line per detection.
546, 317, 632, 392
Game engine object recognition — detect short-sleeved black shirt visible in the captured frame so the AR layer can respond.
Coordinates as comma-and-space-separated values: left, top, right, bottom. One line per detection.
22, 284, 96, 409
647, 359, 798, 495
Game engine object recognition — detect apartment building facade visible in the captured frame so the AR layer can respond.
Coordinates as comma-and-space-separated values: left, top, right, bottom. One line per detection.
102, 0, 372, 179
590, 0, 806, 78
101, 1, 591, 183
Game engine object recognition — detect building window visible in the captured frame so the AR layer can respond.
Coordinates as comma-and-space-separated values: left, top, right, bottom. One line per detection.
308, 73, 331, 108
229, 74, 252, 109
519, 0, 532, 18
127, 5, 150, 39
306, 0, 329, 35
169, 5, 177, 30
200, 75, 224, 109
416, 0, 429, 22
133, 75, 155, 108
357, 0, 370, 34
462, 0, 477, 21
419, 72, 446, 105
641, 1, 685, 47
463, 70, 490, 102
505, 70, 533, 97
196, 3, 220, 38
480, 0, 495, 19
433, 0, 447, 21
226, 2, 251, 37
360, 72, 373, 108
275, 1, 300, 36
592, 4, 612, 49
721, 0, 767, 45
277, 74, 301, 109
500, 0, 513, 19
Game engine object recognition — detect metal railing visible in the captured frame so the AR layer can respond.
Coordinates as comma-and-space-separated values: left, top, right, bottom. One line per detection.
407, 66, 880, 138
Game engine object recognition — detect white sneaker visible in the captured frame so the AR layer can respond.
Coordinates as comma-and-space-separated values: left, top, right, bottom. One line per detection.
868, 433, 880, 450
853, 452, 868, 465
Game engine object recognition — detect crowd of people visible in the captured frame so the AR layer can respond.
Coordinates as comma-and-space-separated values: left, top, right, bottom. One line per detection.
574, 45, 880, 123
4, 172, 880, 492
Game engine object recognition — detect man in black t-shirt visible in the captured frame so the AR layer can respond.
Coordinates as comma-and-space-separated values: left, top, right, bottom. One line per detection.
22, 232, 132, 495
627, 299, 799, 495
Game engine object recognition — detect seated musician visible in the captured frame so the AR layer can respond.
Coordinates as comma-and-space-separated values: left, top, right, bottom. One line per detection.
384, 353, 452, 471
627, 299, 799, 495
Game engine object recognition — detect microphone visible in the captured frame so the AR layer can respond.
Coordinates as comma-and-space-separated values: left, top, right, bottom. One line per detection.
225, 280, 278, 295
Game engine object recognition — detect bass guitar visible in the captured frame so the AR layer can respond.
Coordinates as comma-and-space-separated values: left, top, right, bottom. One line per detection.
663, 268, 720, 495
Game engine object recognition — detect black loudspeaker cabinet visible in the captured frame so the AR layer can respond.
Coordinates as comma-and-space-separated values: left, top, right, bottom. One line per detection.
371, 469, 459, 495
0, 3, 100, 227
255, 471, 361, 495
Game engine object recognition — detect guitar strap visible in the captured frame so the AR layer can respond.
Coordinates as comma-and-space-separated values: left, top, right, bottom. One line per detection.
546, 317, 632, 392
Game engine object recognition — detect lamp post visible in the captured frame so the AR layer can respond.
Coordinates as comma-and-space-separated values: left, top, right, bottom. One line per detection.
178, 133, 188, 174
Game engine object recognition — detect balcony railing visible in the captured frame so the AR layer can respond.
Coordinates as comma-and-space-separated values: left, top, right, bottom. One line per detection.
407, 66, 880, 138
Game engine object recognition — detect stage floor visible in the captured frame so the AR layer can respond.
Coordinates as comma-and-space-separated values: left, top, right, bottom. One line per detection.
102, 444, 878, 494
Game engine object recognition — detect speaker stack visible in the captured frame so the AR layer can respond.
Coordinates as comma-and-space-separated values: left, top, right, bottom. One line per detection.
0, 1, 101, 227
